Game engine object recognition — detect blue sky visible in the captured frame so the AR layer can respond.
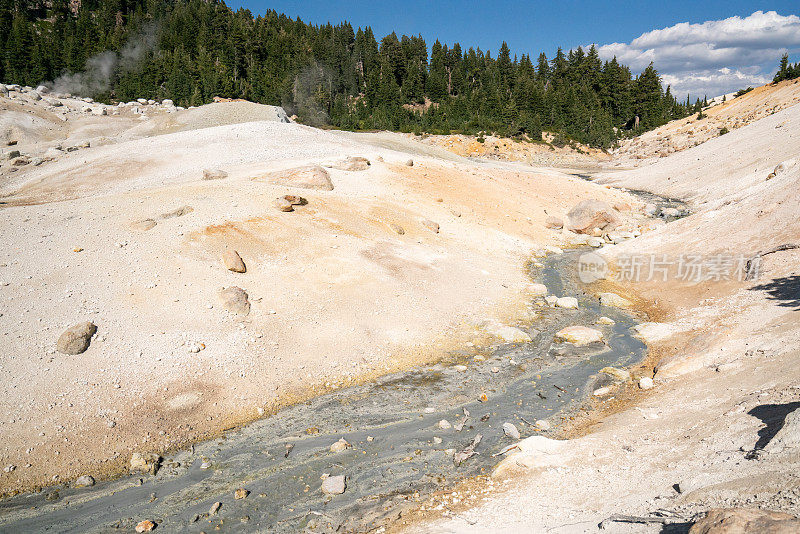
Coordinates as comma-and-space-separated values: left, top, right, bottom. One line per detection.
228, 1, 800, 98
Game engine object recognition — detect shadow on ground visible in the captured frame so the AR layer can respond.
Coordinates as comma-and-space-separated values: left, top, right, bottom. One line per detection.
745, 401, 800, 458
750, 275, 800, 310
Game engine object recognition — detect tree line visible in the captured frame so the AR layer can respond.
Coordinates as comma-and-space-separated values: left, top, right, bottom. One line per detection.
1, 0, 693, 147
774, 53, 800, 83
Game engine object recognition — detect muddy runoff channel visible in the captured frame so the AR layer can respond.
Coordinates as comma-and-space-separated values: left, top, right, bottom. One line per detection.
0, 208, 681, 533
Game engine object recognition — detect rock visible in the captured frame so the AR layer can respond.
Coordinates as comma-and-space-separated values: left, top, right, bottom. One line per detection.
587, 236, 604, 247
490, 325, 532, 343
234, 488, 249, 500
566, 199, 621, 234
600, 367, 631, 382
544, 295, 558, 306
202, 168, 227, 180
389, 222, 405, 235
660, 207, 681, 218
7, 150, 20, 160
74, 475, 95, 487
555, 326, 604, 346
3, 465, 15, 473
633, 322, 676, 344
405, 159, 414, 166
535, 420, 550, 431
56, 322, 97, 355
130, 452, 161, 475
502, 422, 520, 439
607, 231, 634, 244
160, 206, 193, 219
45, 98, 63, 107
325, 156, 370, 171
529, 283, 548, 297
130, 219, 157, 232
209, 501, 221, 515
555, 297, 578, 309
321, 474, 346, 495
638, 377, 654, 390
273, 197, 294, 212
492, 436, 568, 478
282, 194, 307, 205
765, 407, 800, 452
593, 386, 611, 396
35, 85, 49, 94
438, 419, 452, 430
91, 107, 106, 116
688, 508, 800, 534
599, 292, 631, 307
330, 438, 350, 453
613, 201, 632, 212
218, 286, 250, 316
644, 203, 658, 216
135, 520, 156, 533
161, 99, 174, 107
222, 250, 246, 273
44, 147, 64, 159
259, 165, 333, 191
421, 219, 440, 233
544, 216, 563, 229
596, 316, 615, 325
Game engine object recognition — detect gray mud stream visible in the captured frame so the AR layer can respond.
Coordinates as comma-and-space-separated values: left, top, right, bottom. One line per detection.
0, 252, 647, 533
0, 186, 691, 533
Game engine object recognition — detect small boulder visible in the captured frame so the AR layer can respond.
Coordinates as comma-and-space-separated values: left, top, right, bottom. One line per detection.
218, 286, 250, 316
258, 165, 333, 191
599, 292, 631, 307
282, 194, 307, 205
389, 222, 405, 235
421, 219, 440, 233
330, 438, 351, 453
528, 283, 548, 297
544, 216, 564, 230
321, 474, 346, 495
502, 422, 520, 439
490, 325, 532, 343
56, 322, 97, 355
555, 297, 579, 309
234, 488, 249, 500
273, 197, 294, 212
544, 295, 558, 306
130, 452, 161, 475
587, 236, 604, 247
202, 169, 227, 180
438, 419, 452, 430
325, 156, 370, 171
638, 377, 654, 390
535, 420, 550, 431
596, 316, 615, 325
555, 326, 604, 346
74, 475, 95, 487
222, 250, 246, 273
161, 99, 174, 107
566, 199, 621, 234
405, 159, 414, 166
135, 520, 156, 533
688, 508, 800, 534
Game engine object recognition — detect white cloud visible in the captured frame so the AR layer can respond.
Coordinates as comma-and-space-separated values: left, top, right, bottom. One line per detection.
595, 11, 800, 99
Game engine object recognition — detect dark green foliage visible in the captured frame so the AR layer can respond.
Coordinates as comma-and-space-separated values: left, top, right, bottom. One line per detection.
719, 126, 729, 135
0, 0, 689, 147
734, 87, 754, 97
773, 53, 800, 83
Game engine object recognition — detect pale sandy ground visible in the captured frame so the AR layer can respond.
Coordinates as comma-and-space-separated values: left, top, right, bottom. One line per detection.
0, 92, 641, 494
404, 87, 800, 532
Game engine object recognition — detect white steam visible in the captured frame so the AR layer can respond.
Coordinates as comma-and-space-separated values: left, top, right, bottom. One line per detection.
46, 24, 159, 96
